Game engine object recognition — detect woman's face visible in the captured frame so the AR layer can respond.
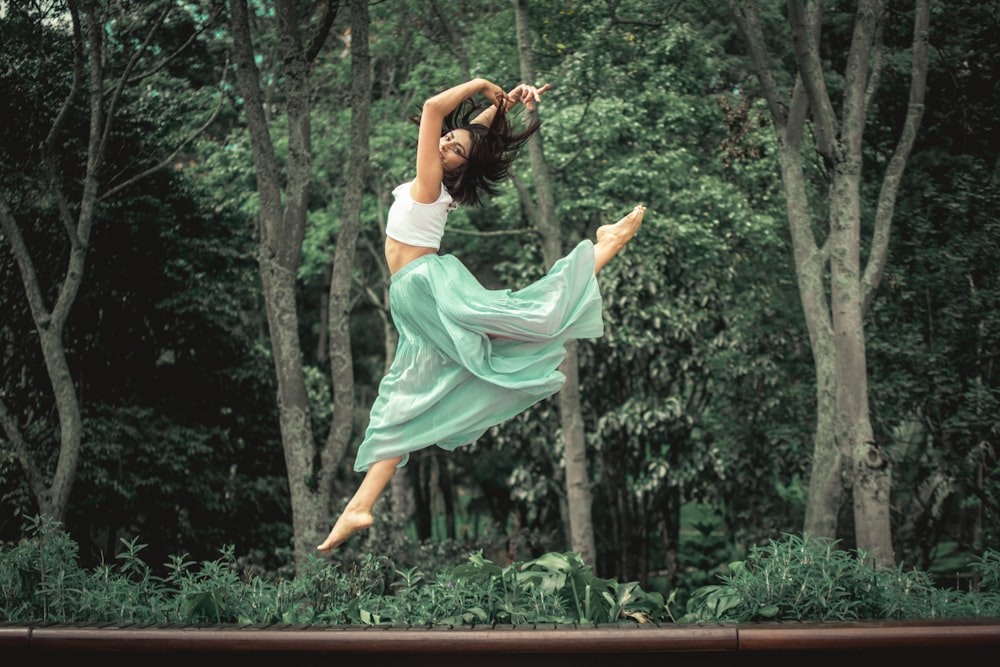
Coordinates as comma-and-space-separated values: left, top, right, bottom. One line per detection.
440, 128, 472, 172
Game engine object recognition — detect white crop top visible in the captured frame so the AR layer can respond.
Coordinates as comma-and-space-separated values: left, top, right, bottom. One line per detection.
385, 181, 457, 250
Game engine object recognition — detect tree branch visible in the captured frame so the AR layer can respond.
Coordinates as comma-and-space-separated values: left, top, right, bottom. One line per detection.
839, 0, 879, 156
508, 168, 541, 230
98, 57, 230, 202
306, 0, 340, 64
726, 0, 790, 135
862, 0, 929, 313
0, 397, 47, 506
787, 0, 837, 159
121, 5, 226, 88
98, 1, 172, 163
862, 5, 888, 116
45, 0, 84, 243
0, 198, 50, 340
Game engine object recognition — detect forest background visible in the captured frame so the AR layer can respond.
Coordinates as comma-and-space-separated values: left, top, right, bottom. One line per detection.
1, 0, 997, 602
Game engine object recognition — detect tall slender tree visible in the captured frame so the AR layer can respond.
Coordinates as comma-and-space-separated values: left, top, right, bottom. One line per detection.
0, 0, 221, 525
229, 0, 360, 569
511, 0, 596, 565
317, 0, 371, 544
725, 0, 929, 563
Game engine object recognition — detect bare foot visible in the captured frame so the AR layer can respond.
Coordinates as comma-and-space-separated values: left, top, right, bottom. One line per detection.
316, 456, 401, 553
594, 205, 645, 274
316, 509, 373, 553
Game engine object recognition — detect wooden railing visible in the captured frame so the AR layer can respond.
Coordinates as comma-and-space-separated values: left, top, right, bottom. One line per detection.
3, 618, 999, 665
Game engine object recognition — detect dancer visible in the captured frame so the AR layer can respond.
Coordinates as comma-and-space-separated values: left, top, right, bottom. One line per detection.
318, 78, 644, 552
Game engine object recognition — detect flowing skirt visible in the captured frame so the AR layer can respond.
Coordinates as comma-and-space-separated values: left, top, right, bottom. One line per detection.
353, 240, 604, 471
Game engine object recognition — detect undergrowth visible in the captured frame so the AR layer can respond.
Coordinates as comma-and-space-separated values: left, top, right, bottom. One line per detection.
0, 516, 666, 625
673, 533, 1000, 622
3, 518, 998, 625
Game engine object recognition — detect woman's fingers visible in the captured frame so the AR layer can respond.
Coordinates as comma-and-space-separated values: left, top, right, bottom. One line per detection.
510, 82, 551, 110
493, 90, 512, 110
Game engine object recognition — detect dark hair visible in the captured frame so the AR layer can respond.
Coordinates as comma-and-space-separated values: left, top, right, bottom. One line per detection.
438, 98, 540, 207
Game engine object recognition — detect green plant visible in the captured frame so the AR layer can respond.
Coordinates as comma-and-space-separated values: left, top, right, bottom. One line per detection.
449, 550, 570, 624
963, 549, 1000, 617
74, 536, 173, 623
5, 520, 997, 626
674, 532, 1000, 622
671, 508, 732, 609
450, 551, 668, 624
303, 552, 399, 624
164, 547, 235, 623
0, 515, 87, 622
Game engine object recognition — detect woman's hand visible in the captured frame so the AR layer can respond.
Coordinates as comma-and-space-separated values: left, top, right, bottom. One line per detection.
505, 83, 551, 111
476, 78, 511, 110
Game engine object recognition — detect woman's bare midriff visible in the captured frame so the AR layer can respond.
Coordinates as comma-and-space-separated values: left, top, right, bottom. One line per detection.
385, 237, 438, 275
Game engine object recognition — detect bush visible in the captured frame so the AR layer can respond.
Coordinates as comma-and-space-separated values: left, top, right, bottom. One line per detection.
5, 522, 997, 626
674, 532, 1000, 622
0, 516, 668, 625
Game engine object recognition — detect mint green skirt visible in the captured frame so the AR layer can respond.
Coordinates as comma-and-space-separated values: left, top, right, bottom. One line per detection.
353, 240, 603, 471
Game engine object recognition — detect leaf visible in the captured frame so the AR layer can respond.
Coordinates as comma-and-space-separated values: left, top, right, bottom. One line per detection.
759, 604, 780, 618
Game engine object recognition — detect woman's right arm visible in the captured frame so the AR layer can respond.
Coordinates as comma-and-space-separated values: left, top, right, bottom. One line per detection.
410, 78, 507, 204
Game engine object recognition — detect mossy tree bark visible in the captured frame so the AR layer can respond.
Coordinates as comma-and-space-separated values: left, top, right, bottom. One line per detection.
727, 0, 929, 564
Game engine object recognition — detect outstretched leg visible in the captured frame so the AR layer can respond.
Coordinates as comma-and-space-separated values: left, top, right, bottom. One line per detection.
594, 205, 645, 274
317, 455, 402, 553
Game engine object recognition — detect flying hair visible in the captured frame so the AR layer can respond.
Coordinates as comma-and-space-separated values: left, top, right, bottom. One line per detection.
417, 96, 541, 207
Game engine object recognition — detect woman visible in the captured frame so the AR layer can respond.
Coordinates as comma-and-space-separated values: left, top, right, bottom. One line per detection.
318, 78, 644, 552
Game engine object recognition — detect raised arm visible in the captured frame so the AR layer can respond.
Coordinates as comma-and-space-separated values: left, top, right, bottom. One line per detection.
411, 78, 507, 204
470, 82, 552, 127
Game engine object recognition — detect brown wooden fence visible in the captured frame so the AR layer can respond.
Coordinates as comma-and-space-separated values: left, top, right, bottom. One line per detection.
3, 619, 998, 666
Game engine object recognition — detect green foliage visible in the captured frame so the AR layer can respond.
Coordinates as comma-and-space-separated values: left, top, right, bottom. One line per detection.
3, 0, 1000, 602
1, 0, 285, 565
7, 522, 1000, 627
1, 518, 669, 626
867, 154, 1000, 567
0, 516, 87, 622
671, 507, 732, 601
675, 533, 1000, 623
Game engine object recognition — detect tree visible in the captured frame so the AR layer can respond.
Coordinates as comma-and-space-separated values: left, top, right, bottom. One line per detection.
511, 0, 596, 566
725, 0, 930, 564
229, 0, 374, 569
317, 0, 371, 548
0, 0, 221, 526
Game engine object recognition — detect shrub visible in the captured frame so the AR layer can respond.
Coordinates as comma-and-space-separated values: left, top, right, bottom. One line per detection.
0, 515, 87, 622
674, 532, 1000, 622
5, 522, 997, 625
0, 517, 668, 625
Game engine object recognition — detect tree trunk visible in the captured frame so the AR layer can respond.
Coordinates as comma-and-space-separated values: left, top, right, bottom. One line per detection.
852, 0, 929, 564
229, 0, 339, 570
656, 486, 682, 586
0, 195, 83, 523
440, 458, 457, 540
727, 0, 929, 565
0, 1, 194, 526
512, 0, 597, 566
415, 452, 433, 541
318, 0, 371, 545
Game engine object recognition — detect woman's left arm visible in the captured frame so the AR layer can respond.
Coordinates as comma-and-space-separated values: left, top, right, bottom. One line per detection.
472, 82, 552, 126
